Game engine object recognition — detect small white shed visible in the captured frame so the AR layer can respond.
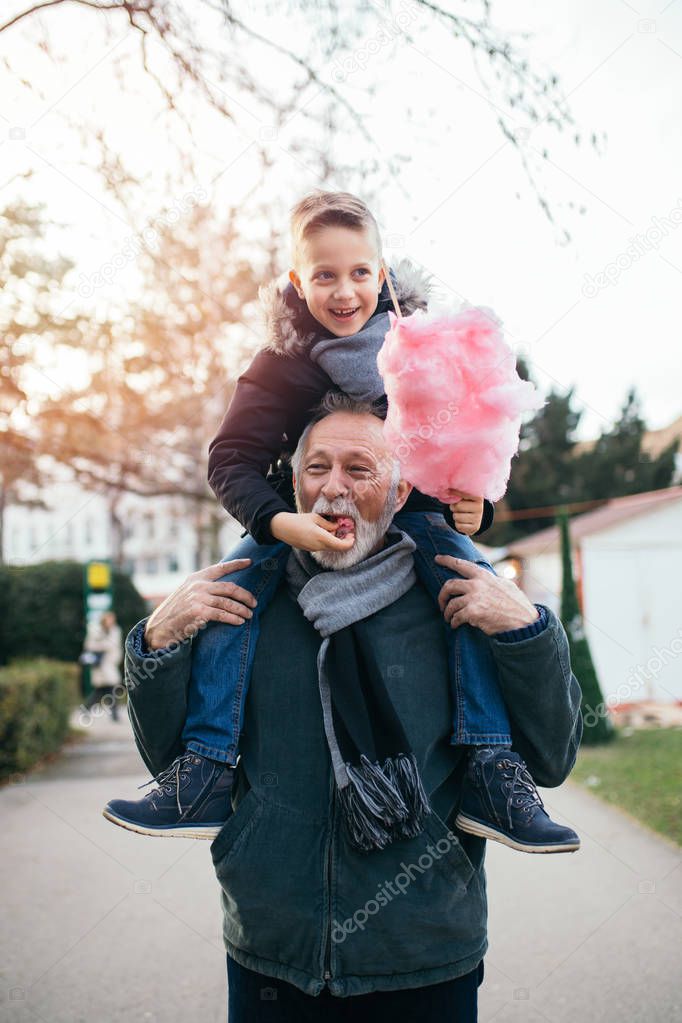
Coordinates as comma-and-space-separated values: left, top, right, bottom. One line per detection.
504, 487, 682, 706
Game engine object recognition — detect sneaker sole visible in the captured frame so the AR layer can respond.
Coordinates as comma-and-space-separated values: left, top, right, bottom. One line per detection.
102, 808, 223, 840
455, 813, 580, 853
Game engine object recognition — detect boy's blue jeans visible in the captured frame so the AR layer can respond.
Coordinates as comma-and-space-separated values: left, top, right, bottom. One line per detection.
182, 511, 512, 765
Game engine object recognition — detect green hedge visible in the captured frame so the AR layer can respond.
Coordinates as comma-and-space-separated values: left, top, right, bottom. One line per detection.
0, 560, 147, 666
0, 658, 80, 780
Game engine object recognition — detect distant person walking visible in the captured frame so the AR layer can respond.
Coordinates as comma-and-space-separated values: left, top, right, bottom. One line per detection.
82, 612, 123, 721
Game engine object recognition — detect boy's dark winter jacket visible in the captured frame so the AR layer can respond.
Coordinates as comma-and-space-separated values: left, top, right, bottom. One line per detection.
208, 260, 494, 544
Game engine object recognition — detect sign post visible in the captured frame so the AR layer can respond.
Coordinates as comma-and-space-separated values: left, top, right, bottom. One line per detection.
81, 560, 114, 698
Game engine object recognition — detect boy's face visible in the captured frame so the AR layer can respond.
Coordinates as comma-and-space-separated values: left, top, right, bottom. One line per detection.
289, 224, 385, 337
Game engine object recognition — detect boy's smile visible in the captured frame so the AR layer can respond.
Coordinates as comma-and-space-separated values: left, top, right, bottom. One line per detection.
289, 224, 385, 338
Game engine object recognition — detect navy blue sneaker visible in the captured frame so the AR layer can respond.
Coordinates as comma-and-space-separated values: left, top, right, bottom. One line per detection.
455, 748, 580, 853
102, 751, 234, 839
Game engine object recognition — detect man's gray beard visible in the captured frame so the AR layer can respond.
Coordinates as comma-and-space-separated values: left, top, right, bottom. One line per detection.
297, 481, 399, 570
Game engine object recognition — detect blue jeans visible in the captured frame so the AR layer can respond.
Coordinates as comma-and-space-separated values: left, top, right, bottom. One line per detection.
226, 954, 483, 1021
182, 511, 512, 765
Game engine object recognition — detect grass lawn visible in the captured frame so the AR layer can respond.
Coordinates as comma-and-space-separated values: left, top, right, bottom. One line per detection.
571, 727, 682, 846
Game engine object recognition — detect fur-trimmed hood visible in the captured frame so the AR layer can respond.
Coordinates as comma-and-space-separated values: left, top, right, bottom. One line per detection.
258, 257, 434, 356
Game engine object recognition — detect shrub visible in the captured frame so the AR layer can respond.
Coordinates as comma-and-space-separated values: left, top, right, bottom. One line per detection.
0, 659, 80, 780
0, 561, 147, 666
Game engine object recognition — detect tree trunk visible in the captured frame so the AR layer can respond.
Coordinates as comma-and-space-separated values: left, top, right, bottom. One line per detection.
0, 480, 5, 565
558, 511, 613, 745
108, 492, 125, 570
207, 509, 223, 564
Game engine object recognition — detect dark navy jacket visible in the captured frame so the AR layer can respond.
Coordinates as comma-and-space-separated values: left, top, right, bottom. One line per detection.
125, 583, 582, 997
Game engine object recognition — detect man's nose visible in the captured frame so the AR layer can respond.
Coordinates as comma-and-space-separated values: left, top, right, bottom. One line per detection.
321, 466, 350, 500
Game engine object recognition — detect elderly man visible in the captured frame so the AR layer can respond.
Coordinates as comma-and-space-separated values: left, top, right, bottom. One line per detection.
109, 394, 582, 1021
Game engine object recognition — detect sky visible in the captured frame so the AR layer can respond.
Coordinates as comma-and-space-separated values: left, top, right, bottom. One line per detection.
2, 0, 681, 439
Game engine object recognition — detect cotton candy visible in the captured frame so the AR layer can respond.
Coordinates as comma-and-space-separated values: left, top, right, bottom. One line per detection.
376, 305, 544, 503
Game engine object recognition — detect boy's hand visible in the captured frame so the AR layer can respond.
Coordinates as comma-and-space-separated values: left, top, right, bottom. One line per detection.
445, 491, 484, 536
270, 511, 356, 553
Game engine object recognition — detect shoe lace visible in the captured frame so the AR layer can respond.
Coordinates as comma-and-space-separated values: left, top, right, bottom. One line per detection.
498, 758, 544, 832
137, 751, 196, 815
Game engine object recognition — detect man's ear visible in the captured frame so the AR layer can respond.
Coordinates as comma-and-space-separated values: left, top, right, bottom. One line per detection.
393, 478, 412, 515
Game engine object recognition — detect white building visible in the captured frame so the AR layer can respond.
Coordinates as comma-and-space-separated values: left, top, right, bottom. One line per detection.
4, 477, 243, 605
503, 486, 682, 706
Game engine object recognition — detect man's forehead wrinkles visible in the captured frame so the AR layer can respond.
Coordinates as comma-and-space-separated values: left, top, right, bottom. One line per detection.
305, 443, 379, 463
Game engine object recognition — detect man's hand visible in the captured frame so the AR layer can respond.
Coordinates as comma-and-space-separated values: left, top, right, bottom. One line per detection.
270, 511, 356, 553
445, 491, 484, 536
144, 560, 258, 651
435, 555, 539, 635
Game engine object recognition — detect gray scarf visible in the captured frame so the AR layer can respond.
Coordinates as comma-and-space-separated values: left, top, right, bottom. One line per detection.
286, 527, 432, 851
308, 310, 389, 403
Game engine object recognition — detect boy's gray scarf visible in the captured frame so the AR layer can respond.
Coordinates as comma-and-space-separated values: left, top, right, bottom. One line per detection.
308, 310, 388, 404
286, 528, 432, 852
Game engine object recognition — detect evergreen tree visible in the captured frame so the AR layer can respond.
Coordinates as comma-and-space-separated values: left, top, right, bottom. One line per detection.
487, 382, 582, 544
575, 389, 678, 501
558, 511, 613, 745
488, 377, 679, 546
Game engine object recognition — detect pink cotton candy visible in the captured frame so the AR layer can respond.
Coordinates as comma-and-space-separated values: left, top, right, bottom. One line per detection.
376, 306, 544, 503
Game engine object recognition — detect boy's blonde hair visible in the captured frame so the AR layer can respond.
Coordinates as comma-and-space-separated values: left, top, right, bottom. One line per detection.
290, 190, 382, 268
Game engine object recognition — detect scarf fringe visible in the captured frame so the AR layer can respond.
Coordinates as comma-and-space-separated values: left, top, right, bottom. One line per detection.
340, 753, 431, 852
386, 753, 432, 840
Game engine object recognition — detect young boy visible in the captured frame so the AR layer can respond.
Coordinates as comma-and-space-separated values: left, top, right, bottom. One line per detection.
104, 191, 579, 855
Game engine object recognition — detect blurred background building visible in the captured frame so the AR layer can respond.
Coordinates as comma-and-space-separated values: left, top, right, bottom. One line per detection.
499, 486, 682, 704
3, 474, 242, 605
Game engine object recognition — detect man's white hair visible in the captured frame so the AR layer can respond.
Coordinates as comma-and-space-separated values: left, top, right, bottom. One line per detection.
289, 392, 404, 569
290, 390, 400, 484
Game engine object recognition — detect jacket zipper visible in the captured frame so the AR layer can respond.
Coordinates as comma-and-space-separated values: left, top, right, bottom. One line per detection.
322, 775, 336, 982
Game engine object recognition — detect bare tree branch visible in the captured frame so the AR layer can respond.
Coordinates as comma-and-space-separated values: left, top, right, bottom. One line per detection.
0, 0, 137, 35
2, 0, 589, 224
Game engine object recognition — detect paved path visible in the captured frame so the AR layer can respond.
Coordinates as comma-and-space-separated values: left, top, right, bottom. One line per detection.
2, 712, 225, 1023
1, 711, 680, 1022
480, 771, 681, 1022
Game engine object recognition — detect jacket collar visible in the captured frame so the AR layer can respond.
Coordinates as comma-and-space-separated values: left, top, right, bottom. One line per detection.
258, 257, 434, 356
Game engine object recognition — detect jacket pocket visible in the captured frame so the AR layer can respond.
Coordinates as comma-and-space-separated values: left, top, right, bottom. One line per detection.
334, 809, 485, 979
421, 810, 475, 891
209, 788, 262, 869
209, 797, 326, 977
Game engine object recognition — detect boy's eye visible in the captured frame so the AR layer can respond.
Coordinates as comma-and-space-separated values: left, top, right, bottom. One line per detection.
314, 269, 370, 280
